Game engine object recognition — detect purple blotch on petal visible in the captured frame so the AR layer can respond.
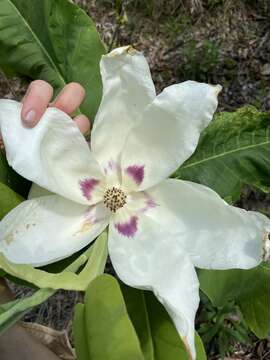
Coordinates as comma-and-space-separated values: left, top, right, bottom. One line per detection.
79, 178, 100, 200
126, 165, 145, 185
115, 216, 138, 238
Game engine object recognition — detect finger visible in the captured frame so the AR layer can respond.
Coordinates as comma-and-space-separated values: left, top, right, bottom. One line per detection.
50, 82, 86, 115
21, 80, 53, 127
74, 114, 91, 134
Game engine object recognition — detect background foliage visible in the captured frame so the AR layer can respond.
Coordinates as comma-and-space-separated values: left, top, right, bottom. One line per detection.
0, 0, 270, 359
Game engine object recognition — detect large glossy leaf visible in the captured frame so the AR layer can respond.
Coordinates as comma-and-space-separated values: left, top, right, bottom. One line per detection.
74, 274, 145, 360
0, 0, 106, 119
240, 291, 270, 338
175, 106, 270, 202
0, 231, 108, 291
121, 284, 206, 360
198, 263, 270, 338
73, 304, 90, 360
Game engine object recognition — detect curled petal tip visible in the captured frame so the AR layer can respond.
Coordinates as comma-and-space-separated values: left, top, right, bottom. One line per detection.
106, 45, 138, 58
125, 45, 138, 55
212, 84, 222, 96
182, 336, 194, 360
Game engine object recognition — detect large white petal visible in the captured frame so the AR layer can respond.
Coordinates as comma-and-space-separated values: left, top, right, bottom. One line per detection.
0, 100, 104, 205
121, 81, 221, 191
0, 195, 109, 266
91, 46, 156, 173
108, 211, 199, 359
147, 179, 269, 269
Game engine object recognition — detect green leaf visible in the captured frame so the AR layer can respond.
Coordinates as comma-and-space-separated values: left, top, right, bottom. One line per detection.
175, 106, 270, 202
0, 150, 30, 197
239, 292, 270, 338
0, 253, 86, 291
73, 303, 90, 360
0, 231, 108, 291
0, 288, 56, 333
198, 263, 270, 306
0, 241, 92, 334
121, 284, 206, 360
79, 274, 144, 360
40, 246, 90, 274
0, 182, 23, 220
195, 334, 207, 360
0, 0, 106, 119
76, 230, 108, 284
198, 263, 270, 338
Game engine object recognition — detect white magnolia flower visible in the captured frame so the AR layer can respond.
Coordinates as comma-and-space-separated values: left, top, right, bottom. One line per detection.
0, 46, 269, 359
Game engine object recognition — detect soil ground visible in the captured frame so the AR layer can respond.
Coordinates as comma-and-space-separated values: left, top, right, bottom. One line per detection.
1, 0, 270, 359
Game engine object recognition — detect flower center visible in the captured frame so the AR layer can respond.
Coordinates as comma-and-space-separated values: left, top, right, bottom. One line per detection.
103, 187, 127, 212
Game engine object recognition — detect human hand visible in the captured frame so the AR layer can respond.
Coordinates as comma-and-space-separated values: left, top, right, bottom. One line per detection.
21, 80, 90, 132
0, 80, 90, 148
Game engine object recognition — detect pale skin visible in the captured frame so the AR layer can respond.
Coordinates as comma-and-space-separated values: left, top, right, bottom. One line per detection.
0, 80, 90, 147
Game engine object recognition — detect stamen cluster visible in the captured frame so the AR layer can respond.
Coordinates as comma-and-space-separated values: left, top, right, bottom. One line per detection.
104, 187, 127, 212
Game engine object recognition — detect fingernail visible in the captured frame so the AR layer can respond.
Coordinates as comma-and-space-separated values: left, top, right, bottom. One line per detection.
23, 109, 36, 126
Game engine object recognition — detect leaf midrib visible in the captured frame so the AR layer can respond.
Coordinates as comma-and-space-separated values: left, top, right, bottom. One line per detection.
7, 0, 66, 87
180, 138, 270, 171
